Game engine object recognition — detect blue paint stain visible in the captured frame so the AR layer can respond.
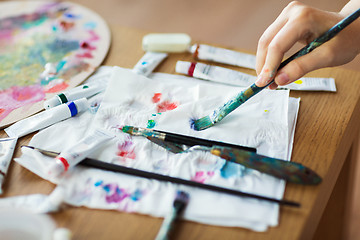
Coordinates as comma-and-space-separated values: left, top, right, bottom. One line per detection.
63, 12, 79, 19
103, 184, 111, 193
220, 162, 238, 178
84, 21, 97, 30
56, 60, 67, 73
130, 189, 143, 201
94, 180, 103, 186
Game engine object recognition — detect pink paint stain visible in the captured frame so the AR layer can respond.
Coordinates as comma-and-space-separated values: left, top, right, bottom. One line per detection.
94, 181, 145, 204
76, 52, 93, 58
44, 82, 69, 93
191, 171, 215, 183
88, 30, 100, 41
116, 140, 136, 159
0, 85, 45, 121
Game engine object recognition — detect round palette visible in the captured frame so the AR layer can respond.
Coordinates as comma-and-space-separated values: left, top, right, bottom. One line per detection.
0, 1, 111, 128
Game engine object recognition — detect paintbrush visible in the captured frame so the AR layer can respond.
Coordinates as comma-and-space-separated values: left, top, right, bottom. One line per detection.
155, 190, 189, 240
122, 126, 322, 185
21, 145, 300, 207
191, 8, 360, 131
120, 125, 256, 152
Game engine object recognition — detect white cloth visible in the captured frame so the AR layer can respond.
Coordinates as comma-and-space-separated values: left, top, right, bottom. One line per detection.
15, 66, 300, 231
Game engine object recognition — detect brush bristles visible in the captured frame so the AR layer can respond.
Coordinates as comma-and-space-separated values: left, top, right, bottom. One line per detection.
190, 116, 213, 131
173, 191, 190, 212
120, 125, 134, 134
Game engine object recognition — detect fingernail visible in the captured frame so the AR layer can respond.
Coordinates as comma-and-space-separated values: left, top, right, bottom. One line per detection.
276, 72, 290, 85
255, 75, 265, 86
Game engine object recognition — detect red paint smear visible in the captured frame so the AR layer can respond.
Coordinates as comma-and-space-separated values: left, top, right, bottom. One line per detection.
45, 82, 69, 93
116, 140, 136, 159
0, 109, 5, 116
59, 21, 74, 31
152, 93, 162, 103
157, 100, 178, 113
76, 52, 93, 58
191, 171, 214, 183
80, 41, 96, 50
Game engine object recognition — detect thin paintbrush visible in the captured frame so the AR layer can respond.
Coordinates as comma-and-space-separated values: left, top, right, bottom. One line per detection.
21, 145, 300, 207
120, 125, 256, 152
155, 191, 189, 240
122, 126, 322, 185
191, 8, 360, 131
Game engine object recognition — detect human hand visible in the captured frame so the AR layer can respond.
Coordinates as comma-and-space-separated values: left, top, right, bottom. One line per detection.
255, 1, 360, 89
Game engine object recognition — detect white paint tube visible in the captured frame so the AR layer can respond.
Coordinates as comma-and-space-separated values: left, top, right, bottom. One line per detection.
47, 128, 114, 178
0, 137, 17, 195
5, 98, 89, 138
132, 52, 168, 77
189, 44, 257, 70
44, 80, 107, 109
176, 61, 256, 86
176, 61, 337, 92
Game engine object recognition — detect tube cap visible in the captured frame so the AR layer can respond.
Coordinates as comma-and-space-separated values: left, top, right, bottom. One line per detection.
175, 61, 192, 75
44, 96, 62, 110
142, 33, 191, 52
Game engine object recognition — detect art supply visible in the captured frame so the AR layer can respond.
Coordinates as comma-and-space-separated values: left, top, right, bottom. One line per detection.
155, 191, 189, 240
142, 33, 191, 52
121, 126, 321, 185
176, 61, 337, 91
47, 128, 114, 178
0, 137, 17, 194
189, 44, 256, 70
0, 1, 111, 128
43, 80, 107, 109
132, 52, 168, 76
22, 145, 300, 207
120, 125, 256, 152
192, 8, 360, 131
5, 98, 89, 138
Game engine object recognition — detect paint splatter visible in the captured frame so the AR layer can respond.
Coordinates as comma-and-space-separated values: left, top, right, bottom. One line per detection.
191, 171, 215, 183
147, 119, 156, 128
157, 100, 178, 113
152, 93, 162, 103
294, 80, 303, 84
116, 140, 136, 159
220, 162, 252, 179
94, 180, 145, 204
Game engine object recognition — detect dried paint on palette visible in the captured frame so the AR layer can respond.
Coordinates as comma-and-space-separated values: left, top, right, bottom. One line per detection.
0, 2, 105, 122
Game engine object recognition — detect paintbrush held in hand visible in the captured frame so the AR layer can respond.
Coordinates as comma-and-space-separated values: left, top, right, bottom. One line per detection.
191, 8, 360, 131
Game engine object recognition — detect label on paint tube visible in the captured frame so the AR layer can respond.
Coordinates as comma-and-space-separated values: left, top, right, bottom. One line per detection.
44, 80, 107, 109
5, 98, 89, 138
176, 60, 337, 92
0, 137, 17, 195
189, 44, 257, 70
48, 128, 114, 178
132, 52, 168, 76
176, 61, 256, 86
142, 33, 191, 52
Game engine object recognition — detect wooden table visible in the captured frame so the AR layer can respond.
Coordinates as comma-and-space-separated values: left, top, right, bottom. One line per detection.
1, 25, 360, 240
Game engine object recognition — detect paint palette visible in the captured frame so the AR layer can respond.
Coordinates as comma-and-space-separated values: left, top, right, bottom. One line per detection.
0, 1, 111, 128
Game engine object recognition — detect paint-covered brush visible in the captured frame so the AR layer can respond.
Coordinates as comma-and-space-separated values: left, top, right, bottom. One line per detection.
121, 126, 322, 185
120, 125, 256, 152
155, 191, 189, 240
191, 8, 360, 131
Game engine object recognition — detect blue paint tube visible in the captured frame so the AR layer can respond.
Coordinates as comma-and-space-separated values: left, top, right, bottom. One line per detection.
5, 98, 89, 138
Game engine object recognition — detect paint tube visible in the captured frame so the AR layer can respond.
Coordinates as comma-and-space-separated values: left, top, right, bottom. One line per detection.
44, 80, 107, 109
47, 128, 114, 178
189, 44, 256, 70
142, 33, 191, 52
176, 61, 256, 86
285, 77, 336, 92
5, 98, 89, 138
132, 52, 168, 76
0, 137, 17, 195
176, 61, 337, 91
